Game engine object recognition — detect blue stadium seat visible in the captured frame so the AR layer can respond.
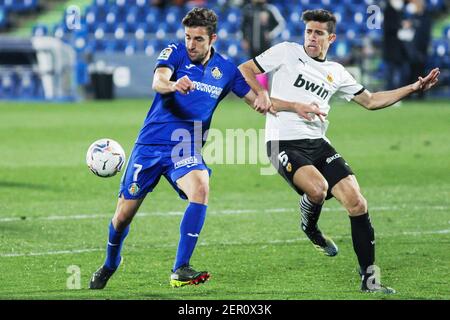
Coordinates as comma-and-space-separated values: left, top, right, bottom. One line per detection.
114, 23, 126, 40
94, 23, 107, 39
92, 0, 108, 8
144, 39, 165, 56
16, 70, 35, 98
32, 24, 48, 37
164, 7, 182, 33
112, 39, 128, 52
102, 39, 114, 53
329, 40, 351, 59
224, 7, 241, 30
107, 4, 126, 23
0, 72, 14, 99
127, 5, 147, 24
73, 35, 88, 53
52, 22, 67, 39
432, 40, 449, 58
70, 29, 88, 53
155, 22, 169, 38
84, 8, 102, 33
217, 23, 231, 39
91, 38, 107, 52
124, 19, 137, 33
125, 10, 138, 26
145, 8, 161, 27
134, 22, 153, 39
136, 0, 149, 8
2, 0, 39, 13
0, 7, 8, 30
288, 9, 303, 36
175, 27, 185, 40
444, 26, 450, 40
124, 40, 137, 55
105, 11, 118, 33
427, 0, 445, 11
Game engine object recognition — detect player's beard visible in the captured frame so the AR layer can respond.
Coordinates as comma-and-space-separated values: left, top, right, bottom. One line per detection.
189, 52, 205, 63
189, 43, 212, 64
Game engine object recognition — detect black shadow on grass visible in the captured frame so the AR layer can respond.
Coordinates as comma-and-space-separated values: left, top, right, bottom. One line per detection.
0, 181, 58, 191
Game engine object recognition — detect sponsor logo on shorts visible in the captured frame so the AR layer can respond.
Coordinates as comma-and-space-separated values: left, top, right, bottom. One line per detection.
326, 153, 341, 164
128, 182, 140, 196
174, 156, 199, 169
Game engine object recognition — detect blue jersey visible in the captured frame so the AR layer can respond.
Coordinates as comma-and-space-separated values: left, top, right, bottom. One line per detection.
136, 43, 251, 146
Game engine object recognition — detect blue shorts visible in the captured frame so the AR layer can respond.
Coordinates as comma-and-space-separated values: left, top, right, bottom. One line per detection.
119, 144, 211, 200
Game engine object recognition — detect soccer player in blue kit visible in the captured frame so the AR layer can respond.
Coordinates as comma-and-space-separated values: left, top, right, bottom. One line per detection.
89, 7, 325, 289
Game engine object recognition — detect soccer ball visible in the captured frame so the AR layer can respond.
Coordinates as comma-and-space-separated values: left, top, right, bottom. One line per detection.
86, 138, 126, 178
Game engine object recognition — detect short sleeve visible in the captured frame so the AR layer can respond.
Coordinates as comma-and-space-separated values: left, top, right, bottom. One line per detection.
154, 43, 182, 72
231, 66, 251, 98
253, 42, 288, 74
338, 69, 365, 101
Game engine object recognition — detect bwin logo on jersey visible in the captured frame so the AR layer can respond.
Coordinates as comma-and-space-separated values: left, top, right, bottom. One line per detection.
293, 74, 330, 100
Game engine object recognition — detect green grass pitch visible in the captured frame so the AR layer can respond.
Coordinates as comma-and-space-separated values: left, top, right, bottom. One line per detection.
0, 98, 449, 300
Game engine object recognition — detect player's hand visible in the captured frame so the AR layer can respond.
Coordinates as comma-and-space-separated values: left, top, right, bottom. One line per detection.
172, 75, 195, 94
254, 90, 274, 115
412, 68, 440, 92
294, 102, 327, 122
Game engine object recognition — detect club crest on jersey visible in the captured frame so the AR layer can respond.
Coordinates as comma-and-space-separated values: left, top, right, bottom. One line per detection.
211, 67, 223, 79
327, 74, 334, 83
128, 183, 140, 196
158, 48, 172, 60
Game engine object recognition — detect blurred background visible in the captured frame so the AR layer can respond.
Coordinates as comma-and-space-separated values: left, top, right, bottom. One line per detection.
0, 0, 449, 101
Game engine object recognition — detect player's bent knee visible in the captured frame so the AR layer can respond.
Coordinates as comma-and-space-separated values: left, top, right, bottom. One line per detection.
306, 182, 328, 204
189, 183, 209, 204
347, 196, 368, 216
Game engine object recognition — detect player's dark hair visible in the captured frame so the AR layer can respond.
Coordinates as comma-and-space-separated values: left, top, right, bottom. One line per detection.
182, 8, 218, 37
302, 9, 336, 34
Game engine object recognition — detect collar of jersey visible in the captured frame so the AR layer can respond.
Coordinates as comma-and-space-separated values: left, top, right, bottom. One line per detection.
302, 45, 327, 63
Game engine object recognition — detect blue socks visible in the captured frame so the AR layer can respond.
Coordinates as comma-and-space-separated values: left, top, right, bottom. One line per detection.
173, 202, 207, 271
103, 202, 206, 273
104, 221, 129, 271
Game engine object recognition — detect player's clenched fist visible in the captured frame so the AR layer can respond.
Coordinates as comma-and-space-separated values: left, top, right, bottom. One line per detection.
172, 75, 195, 94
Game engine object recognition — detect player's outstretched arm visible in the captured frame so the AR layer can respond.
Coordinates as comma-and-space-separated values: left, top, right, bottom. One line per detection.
152, 67, 195, 95
243, 89, 274, 114
271, 98, 327, 122
353, 68, 440, 110
239, 60, 272, 114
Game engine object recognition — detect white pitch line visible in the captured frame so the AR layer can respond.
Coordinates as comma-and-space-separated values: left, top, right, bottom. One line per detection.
0, 205, 448, 223
1, 229, 448, 258
0, 248, 103, 258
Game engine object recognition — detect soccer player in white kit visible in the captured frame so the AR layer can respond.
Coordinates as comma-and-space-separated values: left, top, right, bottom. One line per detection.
239, 9, 440, 293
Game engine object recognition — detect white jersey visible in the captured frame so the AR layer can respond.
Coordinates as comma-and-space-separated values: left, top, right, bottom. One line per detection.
254, 41, 364, 142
